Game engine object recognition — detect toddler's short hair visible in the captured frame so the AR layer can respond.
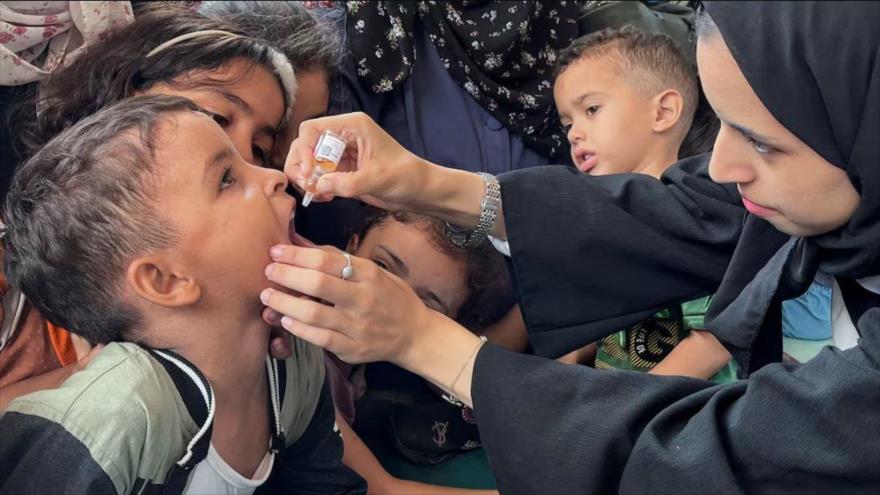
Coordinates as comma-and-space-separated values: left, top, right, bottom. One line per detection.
556, 26, 699, 129
3, 96, 204, 344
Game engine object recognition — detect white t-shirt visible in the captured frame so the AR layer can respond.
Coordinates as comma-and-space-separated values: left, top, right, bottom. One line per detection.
489, 236, 510, 257
831, 275, 880, 350
185, 444, 274, 495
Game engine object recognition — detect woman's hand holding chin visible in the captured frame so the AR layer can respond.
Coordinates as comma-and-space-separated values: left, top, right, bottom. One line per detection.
259, 244, 432, 366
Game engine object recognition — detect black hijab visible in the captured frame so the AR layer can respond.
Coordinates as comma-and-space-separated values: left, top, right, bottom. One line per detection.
702, 1, 880, 372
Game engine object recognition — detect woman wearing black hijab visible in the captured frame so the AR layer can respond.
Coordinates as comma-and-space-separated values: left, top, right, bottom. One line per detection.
264, 2, 880, 492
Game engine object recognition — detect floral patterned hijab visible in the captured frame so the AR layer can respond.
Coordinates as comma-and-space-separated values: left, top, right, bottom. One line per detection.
0, 1, 133, 86
346, 0, 586, 161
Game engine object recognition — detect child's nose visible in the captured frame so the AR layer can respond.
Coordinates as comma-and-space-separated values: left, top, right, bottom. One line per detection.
567, 126, 584, 144
257, 166, 288, 196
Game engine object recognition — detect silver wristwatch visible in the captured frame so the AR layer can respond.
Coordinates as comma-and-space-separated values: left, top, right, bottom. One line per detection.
446, 172, 501, 248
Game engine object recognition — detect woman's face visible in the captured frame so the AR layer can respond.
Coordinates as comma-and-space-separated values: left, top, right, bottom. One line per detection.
140, 58, 285, 168
697, 33, 860, 237
351, 219, 469, 319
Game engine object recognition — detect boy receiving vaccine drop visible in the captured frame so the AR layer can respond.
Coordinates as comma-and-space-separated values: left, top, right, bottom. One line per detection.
0, 96, 366, 494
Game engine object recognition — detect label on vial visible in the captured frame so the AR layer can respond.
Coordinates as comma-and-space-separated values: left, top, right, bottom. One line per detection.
314, 133, 346, 165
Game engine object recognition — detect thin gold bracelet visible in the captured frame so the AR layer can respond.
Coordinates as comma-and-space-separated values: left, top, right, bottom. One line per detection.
442, 335, 488, 407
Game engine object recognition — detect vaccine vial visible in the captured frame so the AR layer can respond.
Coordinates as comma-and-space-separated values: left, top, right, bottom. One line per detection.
302, 130, 346, 207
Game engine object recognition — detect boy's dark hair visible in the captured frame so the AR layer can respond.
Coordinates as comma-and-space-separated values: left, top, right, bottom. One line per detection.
198, 1, 343, 74
12, 4, 288, 160
3, 95, 203, 344
355, 208, 516, 332
555, 26, 714, 156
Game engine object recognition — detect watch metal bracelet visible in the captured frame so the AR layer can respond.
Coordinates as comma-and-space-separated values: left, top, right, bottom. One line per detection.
445, 172, 501, 248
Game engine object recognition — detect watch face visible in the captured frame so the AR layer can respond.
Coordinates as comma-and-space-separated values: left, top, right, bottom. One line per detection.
445, 223, 470, 247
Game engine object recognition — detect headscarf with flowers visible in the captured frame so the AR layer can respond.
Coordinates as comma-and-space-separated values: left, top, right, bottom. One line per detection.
346, 0, 587, 161
1, 1, 133, 86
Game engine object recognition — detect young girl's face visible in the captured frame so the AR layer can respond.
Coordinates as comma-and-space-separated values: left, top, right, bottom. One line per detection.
140, 57, 285, 168
351, 219, 469, 319
697, 34, 860, 237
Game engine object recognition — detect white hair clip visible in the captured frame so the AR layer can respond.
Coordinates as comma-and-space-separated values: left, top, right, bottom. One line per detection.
146, 30, 297, 126
146, 30, 243, 57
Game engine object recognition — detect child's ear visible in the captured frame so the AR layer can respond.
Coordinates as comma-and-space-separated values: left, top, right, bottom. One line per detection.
126, 255, 201, 308
346, 234, 360, 254
652, 89, 685, 133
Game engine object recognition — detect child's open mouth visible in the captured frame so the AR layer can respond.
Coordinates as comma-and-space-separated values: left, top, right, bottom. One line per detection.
277, 195, 296, 244
576, 152, 598, 174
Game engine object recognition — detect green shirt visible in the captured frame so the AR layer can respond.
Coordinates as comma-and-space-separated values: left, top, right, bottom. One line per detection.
594, 296, 738, 384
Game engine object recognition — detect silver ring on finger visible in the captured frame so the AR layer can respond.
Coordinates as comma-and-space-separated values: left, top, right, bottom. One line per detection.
341, 253, 354, 281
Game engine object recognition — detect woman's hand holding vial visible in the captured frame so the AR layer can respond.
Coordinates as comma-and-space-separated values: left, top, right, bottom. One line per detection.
285, 112, 431, 210
284, 112, 503, 238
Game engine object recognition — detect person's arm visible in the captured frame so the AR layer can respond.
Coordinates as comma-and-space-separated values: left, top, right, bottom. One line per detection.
284, 112, 503, 238
650, 296, 732, 380
1, 365, 76, 411
0, 344, 102, 411
471, 314, 880, 494
555, 342, 597, 366
335, 409, 395, 494
481, 306, 597, 364
336, 409, 497, 495
648, 329, 731, 380
284, 113, 753, 358
260, 243, 880, 492
497, 157, 754, 358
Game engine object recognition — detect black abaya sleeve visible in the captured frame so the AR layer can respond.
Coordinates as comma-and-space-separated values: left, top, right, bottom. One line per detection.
499, 154, 751, 357
472, 310, 880, 495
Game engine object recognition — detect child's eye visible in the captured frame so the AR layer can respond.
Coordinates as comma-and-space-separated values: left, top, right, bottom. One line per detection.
373, 259, 389, 272
219, 168, 236, 191
585, 105, 600, 116
211, 113, 230, 127
747, 135, 775, 155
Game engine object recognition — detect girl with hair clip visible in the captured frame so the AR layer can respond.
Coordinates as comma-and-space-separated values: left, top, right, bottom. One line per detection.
266, 1, 880, 492
196, 0, 344, 167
